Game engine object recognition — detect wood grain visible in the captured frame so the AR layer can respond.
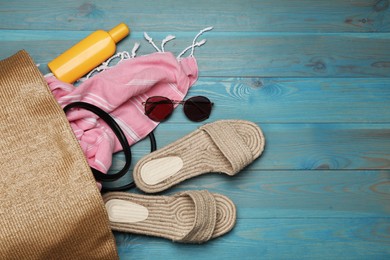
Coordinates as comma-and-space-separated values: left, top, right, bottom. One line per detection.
1, 31, 390, 77
1, 0, 389, 259
0, 0, 389, 32
105, 170, 390, 218
113, 218, 390, 259
108, 123, 390, 171
184, 78, 390, 123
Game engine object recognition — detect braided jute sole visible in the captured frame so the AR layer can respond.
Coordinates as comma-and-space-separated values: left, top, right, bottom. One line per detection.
133, 120, 265, 193
103, 190, 236, 243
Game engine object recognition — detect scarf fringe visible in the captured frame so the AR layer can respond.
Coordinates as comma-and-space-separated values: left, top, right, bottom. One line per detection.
79, 27, 213, 81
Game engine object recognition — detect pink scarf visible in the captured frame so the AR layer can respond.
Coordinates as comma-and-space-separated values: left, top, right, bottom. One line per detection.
47, 52, 197, 175
45, 28, 212, 186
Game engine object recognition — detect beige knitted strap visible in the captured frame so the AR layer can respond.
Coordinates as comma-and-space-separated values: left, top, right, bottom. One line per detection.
200, 121, 254, 174
0, 50, 118, 259
180, 190, 217, 243
103, 190, 235, 243
133, 120, 265, 193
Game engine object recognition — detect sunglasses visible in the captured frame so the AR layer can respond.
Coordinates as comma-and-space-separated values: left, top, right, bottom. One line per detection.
143, 96, 213, 122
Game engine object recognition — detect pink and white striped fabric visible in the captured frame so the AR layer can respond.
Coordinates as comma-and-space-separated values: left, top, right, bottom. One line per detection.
46, 52, 198, 183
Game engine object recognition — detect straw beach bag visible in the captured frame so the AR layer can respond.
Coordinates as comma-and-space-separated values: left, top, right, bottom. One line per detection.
0, 50, 118, 259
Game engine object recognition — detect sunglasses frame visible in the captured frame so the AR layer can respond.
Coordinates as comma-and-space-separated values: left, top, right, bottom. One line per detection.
143, 95, 214, 122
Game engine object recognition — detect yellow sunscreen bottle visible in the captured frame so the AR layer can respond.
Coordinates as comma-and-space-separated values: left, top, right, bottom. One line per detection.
48, 23, 130, 83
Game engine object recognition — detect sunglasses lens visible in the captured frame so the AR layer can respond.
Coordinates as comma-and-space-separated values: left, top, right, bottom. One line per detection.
144, 96, 173, 122
183, 96, 212, 122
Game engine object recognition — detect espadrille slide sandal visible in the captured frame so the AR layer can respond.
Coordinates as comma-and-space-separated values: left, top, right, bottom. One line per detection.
103, 190, 236, 243
133, 120, 265, 193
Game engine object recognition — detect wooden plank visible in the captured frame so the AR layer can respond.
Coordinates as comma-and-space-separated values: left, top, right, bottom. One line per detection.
113, 218, 390, 259
0, 0, 389, 32
107, 123, 390, 171
1, 31, 390, 77
179, 170, 390, 218
103, 170, 390, 218
190, 78, 390, 123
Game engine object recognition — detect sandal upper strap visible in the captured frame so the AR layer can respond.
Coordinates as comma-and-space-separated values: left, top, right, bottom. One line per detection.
200, 121, 254, 174
179, 190, 217, 243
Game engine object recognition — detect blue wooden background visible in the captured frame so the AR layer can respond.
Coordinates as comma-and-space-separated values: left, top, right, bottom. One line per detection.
1, 0, 389, 259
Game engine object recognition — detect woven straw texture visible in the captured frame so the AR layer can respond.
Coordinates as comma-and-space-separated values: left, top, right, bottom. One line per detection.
103, 190, 236, 243
0, 50, 118, 259
134, 120, 265, 193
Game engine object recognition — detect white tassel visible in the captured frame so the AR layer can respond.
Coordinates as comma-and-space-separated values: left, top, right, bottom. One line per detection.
131, 42, 140, 58
177, 26, 213, 59
144, 32, 161, 52
83, 51, 130, 80
120, 51, 131, 60
190, 26, 213, 56
177, 39, 208, 59
196, 39, 207, 47
161, 35, 176, 52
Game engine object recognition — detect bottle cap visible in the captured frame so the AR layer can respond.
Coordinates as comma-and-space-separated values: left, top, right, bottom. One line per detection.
108, 23, 130, 43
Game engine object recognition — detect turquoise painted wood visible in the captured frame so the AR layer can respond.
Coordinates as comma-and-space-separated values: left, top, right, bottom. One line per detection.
2, 31, 390, 77
1, 0, 389, 32
109, 123, 390, 170
113, 218, 390, 259
1, 0, 389, 259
